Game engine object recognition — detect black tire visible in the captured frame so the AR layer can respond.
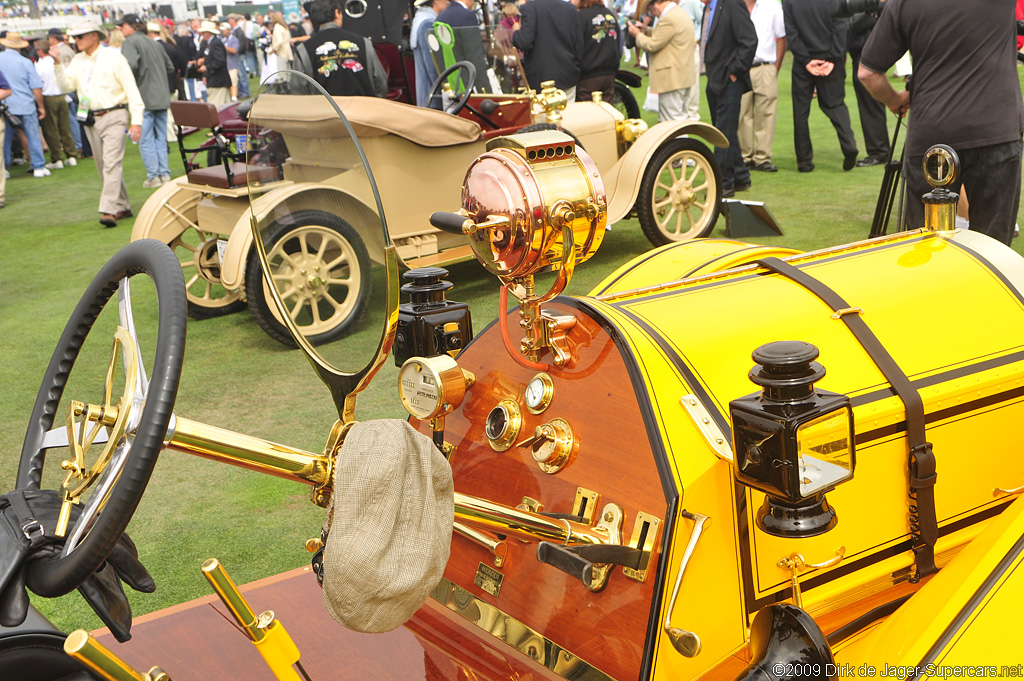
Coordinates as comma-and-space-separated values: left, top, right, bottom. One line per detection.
613, 81, 641, 119
515, 123, 584, 151
245, 211, 372, 348
167, 226, 247, 320
637, 138, 723, 246
17, 239, 186, 597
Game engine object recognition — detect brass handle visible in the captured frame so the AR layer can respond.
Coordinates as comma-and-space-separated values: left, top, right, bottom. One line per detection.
515, 426, 553, 450
777, 546, 846, 609
64, 630, 170, 681
994, 485, 1024, 496
454, 521, 509, 568
663, 510, 710, 658
201, 558, 265, 642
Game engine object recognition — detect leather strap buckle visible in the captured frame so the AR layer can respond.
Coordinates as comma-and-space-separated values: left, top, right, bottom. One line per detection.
21, 519, 45, 547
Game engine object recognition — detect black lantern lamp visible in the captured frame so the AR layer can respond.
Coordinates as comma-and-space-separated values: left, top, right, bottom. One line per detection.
393, 267, 474, 366
730, 341, 856, 538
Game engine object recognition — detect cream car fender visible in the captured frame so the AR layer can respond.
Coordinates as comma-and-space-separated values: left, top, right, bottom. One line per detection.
130, 177, 205, 244
219, 183, 388, 292
605, 121, 728, 224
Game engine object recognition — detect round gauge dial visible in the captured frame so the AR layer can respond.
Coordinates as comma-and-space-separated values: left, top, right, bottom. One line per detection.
398, 355, 473, 420
525, 372, 554, 414
486, 399, 522, 452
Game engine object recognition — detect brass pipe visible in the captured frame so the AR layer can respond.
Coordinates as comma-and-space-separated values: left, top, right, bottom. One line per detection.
64, 630, 170, 681
201, 558, 266, 642
167, 417, 330, 488
454, 521, 508, 567
454, 492, 607, 545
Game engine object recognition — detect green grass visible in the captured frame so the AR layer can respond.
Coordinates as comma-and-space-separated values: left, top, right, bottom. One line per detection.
1, 61, 1023, 633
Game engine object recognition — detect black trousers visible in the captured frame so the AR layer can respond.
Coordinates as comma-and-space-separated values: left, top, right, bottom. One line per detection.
849, 47, 890, 160
791, 57, 857, 167
903, 139, 1022, 246
707, 79, 750, 191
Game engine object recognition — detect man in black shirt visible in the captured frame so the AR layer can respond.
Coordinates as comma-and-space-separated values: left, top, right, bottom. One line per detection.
511, 0, 584, 99
859, 0, 1024, 245
293, 0, 387, 97
783, 0, 858, 172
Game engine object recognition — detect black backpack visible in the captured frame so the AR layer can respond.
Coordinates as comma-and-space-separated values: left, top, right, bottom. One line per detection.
233, 25, 248, 54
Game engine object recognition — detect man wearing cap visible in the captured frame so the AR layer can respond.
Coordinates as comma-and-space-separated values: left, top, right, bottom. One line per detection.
33, 39, 79, 170
219, 21, 242, 102
119, 13, 175, 187
47, 28, 75, 66
627, 0, 695, 123
0, 31, 50, 178
411, 0, 449, 108
51, 21, 145, 226
227, 14, 250, 99
293, 0, 388, 97
198, 21, 231, 105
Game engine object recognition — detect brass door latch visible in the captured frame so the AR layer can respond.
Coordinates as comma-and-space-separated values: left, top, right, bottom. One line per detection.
777, 546, 846, 609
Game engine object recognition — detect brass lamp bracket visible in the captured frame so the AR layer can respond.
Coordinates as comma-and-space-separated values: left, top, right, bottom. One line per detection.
680, 395, 733, 462
777, 546, 846, 609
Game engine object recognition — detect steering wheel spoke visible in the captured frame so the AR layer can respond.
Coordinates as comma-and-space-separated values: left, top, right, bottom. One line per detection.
16, 239, 187, 598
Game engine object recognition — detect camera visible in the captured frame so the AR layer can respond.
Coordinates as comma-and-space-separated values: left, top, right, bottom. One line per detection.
834, 0, 885, 18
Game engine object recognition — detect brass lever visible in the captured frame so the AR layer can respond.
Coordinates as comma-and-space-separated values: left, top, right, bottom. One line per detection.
777, 546, 846, 609
664, 510, 710, 658
64, 629, 170, 681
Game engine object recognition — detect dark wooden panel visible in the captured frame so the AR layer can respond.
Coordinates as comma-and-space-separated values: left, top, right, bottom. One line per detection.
416, 303, 670, 681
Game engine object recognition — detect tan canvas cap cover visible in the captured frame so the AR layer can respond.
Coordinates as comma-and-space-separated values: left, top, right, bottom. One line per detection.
321, 420, 453, 633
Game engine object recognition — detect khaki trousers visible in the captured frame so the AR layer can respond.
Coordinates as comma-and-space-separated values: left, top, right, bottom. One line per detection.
0, 115, 6, 205
41, 95, 78, 162
207, 87, 231, 105
738, 63, 778, 165
84, 109, 130, 215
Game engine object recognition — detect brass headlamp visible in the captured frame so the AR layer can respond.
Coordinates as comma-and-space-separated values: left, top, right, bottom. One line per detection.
430, 130, 607, 367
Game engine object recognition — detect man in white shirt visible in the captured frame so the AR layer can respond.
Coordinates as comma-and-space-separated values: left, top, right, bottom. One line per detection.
33, 39, 78, 169
52, 20, 145, 227
738, 0, 785, 173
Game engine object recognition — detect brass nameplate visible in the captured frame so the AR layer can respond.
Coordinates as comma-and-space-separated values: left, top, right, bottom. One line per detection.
474, 562, 504, 597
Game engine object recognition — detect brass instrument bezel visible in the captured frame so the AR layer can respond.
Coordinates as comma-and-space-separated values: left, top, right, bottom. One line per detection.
486, 399, 523, 452
525, 372, 555, 414
398, 355, 474, 420
623, 511, 662, 583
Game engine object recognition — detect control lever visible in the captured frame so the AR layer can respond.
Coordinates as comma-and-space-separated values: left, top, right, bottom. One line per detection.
537, 542, 643, 592
480, 99, 499, 115
429, 211, 511, 236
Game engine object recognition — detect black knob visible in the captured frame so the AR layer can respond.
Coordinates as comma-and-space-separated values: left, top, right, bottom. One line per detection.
749, 340, 825, 403
402, 267, 453, 306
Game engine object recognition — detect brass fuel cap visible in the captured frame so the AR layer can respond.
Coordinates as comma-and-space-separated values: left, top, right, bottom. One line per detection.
518, 418, 578, 473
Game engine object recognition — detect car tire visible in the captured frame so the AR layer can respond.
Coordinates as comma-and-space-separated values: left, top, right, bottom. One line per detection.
612, 81, 641, 119
244, 211, 372, 347
637, 138, 722, 246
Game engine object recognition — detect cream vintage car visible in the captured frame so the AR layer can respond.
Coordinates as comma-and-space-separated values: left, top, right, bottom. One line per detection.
6, 77, 1019, 681
130, 69, 726, 346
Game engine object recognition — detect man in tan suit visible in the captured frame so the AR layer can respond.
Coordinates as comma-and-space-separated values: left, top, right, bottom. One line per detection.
628, 0, 695, 122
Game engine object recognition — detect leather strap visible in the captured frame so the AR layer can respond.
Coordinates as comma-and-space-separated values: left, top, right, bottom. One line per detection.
755, 257, 938, 580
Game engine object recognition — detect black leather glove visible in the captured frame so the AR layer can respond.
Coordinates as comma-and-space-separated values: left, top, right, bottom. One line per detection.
0, 489, 154, 641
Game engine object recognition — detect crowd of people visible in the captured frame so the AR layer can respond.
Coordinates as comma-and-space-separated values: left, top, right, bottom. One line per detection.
1, 0, 1022, 243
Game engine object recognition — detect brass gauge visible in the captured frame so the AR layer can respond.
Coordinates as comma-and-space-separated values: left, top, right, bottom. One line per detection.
524, 372, 554, 414
398, 355, 475, 420
486, 399, 523, 452
517, 418, 578, 474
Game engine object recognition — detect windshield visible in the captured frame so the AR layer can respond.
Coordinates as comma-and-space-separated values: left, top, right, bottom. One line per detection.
245, 70, 397, 412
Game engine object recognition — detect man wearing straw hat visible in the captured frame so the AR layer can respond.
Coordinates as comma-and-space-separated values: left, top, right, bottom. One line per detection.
51, 20, 145, 227
198, 20, 231, 106
0, 31, 50, 178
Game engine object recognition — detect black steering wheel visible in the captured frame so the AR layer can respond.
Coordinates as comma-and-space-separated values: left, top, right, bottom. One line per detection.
427, 61, 477, 115
17, 239, 187, 598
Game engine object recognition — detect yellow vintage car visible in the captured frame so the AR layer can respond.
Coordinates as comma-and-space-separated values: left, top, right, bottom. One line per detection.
130, 68, 725, 347
2, 76, 1021, 681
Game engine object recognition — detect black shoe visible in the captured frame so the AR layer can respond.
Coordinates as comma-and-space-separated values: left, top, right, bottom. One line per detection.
843, 151, 858, 171
856, 156, 885, 167
734, 182, 752, 192
798, 163, 815, 173
723, 187, 736, 198
744, 159, 755, 168
755, 162, 778, 173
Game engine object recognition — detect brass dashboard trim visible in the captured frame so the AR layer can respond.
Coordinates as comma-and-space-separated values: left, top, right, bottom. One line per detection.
431, 577, 615, 681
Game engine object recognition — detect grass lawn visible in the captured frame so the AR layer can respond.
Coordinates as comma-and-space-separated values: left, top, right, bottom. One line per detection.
1, 61, 1023, 634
